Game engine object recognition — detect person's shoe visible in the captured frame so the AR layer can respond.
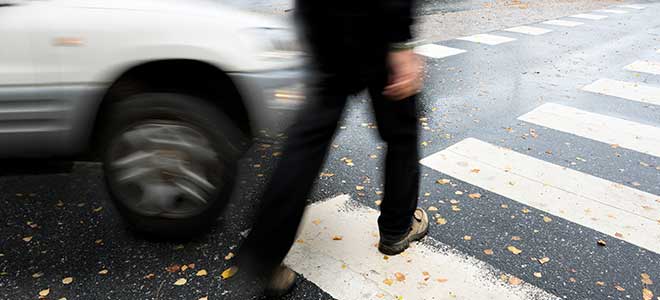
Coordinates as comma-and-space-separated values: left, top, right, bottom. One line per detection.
264, 265, 297, 298
378, 209, 429, 255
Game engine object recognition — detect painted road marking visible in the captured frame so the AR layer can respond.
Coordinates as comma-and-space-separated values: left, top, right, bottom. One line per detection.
518, 103, 660, 157
420, 138, 660, 254
624, 60, 660, 75
582, 79, 660, 106
414, 44, 466, 59
285, 195, 560, 300
542, 20, 584, 27
456, 34, 516, 45
619, 4, 645, 10
597, 9, 629, 14
504, 26, 552, 36
569, 14, 608, 20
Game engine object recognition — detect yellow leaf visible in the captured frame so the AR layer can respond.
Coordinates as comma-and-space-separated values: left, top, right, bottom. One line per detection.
507, 246, 522, 255
62, 277, 73, 285
221, 267, 238, 280
224, 252, 235, 260
521, 208, 530, 214
454, 191, 464, 195
483, 249, 494, 255
543, 216, 552, 223
436, 179, 450, 185
642, 288, 653, 300
436, 217, 447, 225
538, 257, 550, 264
463, 235, 472, 241
511, 236, 522, 241
597, 239, 607, 246
508, 276, 522, 285
533, 272, 542, 278
383, 278, 393, 286
449, 199, 460, 204
428, 206, 438, 212
468, 193, 481, 199
196, 269, 208, 277
614, 285, 625, 291
641, 273, 653, 285
451, 205, 461, 212
395, 272, 406, 282
98, 269, 109, 275
595, 281, 605, 286
374, 200, 382, 206
38, 289, 50, 297
174, 278, 187, 286
22, 236, 33, 242
332, 235, 343, 241
312, 219, 321, 225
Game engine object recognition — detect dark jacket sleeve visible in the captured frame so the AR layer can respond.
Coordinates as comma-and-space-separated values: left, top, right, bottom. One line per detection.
382, 0, 415, 44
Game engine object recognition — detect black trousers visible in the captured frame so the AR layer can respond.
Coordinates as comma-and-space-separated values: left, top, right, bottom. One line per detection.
238, 53, 420, 275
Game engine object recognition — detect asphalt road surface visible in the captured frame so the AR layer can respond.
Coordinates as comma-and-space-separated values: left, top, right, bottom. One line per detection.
2, 2, 660, 300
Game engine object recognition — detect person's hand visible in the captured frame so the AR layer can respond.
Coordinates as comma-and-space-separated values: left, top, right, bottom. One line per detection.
383, 49, 424, 101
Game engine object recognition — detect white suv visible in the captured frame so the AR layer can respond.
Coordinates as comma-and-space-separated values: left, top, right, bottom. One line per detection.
0, 0, 304, 236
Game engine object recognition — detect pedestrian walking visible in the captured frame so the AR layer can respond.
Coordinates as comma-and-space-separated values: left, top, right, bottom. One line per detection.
236, 0, 426, 297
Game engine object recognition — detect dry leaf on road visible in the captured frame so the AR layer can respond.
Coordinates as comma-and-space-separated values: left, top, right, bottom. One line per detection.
508, 276, 522, 285
196, 269, 208, 277
395, 272, 406, 282
62, 277, 73, 285
174, 278, 187, 286
483, 249, 494, 255
221, 267, 238, 280
38, 289, 50, 297
507, 246, 522, 255
538, 257, 550, 264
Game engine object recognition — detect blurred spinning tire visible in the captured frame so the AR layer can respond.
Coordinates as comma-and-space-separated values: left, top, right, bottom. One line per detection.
100, 93, 245, 238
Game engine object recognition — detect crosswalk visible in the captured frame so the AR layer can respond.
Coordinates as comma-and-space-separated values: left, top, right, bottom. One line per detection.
285, 4, 659, 299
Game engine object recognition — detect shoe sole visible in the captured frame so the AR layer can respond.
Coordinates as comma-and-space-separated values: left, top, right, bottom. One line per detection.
378, 223, 429, 255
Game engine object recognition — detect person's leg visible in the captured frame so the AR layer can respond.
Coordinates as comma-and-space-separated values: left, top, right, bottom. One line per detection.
237, 73, 350, 278
368, 74, 421, 240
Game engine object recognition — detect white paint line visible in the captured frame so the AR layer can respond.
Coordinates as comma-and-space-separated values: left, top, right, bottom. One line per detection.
624, 60, 660, 75
504, 26, 553, 36
420, 138, 660, 254
414, 44, 467, 59
541, 20, 584, 27
456, 34, 516, 45
285, 195, 560, 300
569, 13, 608, 20
597, 9, 629, 14
619, 4, 645, 10
518, 103, 660, 157
582, 78, 660, 106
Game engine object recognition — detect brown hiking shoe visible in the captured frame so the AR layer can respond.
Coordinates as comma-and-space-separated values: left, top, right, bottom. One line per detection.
264, 265, 297, 297
378, 209, 429, 255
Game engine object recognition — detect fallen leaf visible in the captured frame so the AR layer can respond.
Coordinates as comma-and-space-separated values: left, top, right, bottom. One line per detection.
221, 267, 238, 280
507, 245, 522, 255
436, 179, 451, 185
468, 193, 482, 199
449, 199, 460, 204
463, 235, 472, 241
320, 173, 335, 178
521, 208, 530, 214
424, 192, 431, 197
22, 236, 33, 242
643, 288, 653, 300
32, 272, 44, 278
511, 236, 522, 241
98, 269, 109, 275
355, 185, 364, 191
436, 217, 447, 225
196, 269, 208, 277
199, 297, 209, 300
224, 252, 235, 260
62, 277, 73, 285
614, 285, 625, 291
596, 281, 605, 286
383, 278, 393, 286
454, 191, 464, 195
374, 200, 382, 206
641, 273, 653, 285
312, 219, 321, 225
508, 276, 522, 285
533, 272, 542, 278
166, 264, 181, 273
428, 206, 438, 212
436, 277, 448, 283
395, 272, 406, 282
332, 235, 343, 241
483, 249, 494, 255
174, 278, 187, 286
542, 216, 552, 223
451, 205, 461, 212
538, 257, 550, 264
569, 277, 577, 283
144, 273, 155, 279
93, 206, 103, 212
470, 169, 481, 173
38, 289, 50, 297
501, 204, 509, 209
181, 265, 188, 272
597, 239, 607, 246
615, 232, 623, 238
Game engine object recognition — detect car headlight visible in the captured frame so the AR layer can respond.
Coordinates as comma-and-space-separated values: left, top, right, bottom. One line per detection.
243, 27, 305, 61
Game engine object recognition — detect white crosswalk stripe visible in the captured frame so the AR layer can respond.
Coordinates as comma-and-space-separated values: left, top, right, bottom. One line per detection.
597, 9, 629, 14
619, 4, 645, 10
569, 13, 608, 20
541, 20, 584, 27
456, 34, 516, 45
414, 44, 467, 59
420, 138, 660, 254
518, 103, 660, 157
504, 26, 552, 36
624, 60, 660, 75
582, 78, 660, 106
285, 195, 561, 300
